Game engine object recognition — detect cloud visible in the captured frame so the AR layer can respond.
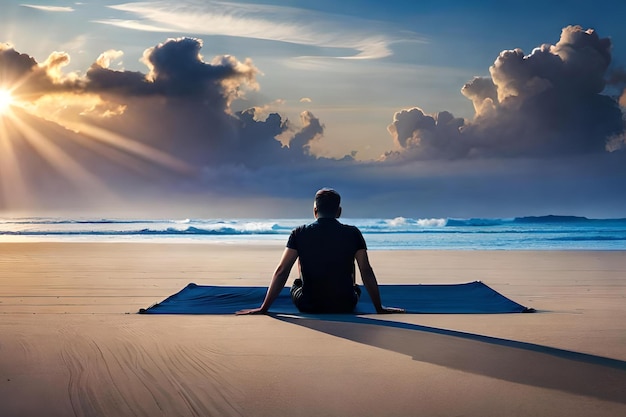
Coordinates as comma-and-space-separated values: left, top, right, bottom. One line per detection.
1, 27, 626, 217
607, 67, 626, 91
384, 25, 626, 161
606, 67, 626, 108
20, 4, 74, 12
0, 43, 81, 96
84, 38, 259, 105
0, 37, 333, 210
386, 108, 465, 159
2, 36, 261, 106
99, 1, 424, 60
288, 111, 324, 154
90, 19, 177, 33
0, 43, 39, 86
81, 38, 328, 166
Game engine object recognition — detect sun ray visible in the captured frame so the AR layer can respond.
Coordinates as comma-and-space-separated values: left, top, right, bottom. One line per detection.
0, 89, 14, 114
70, 122, 197, 176
0, 114, 35, 211
8, 114, 120, 202
63, 127, 171, 179
0, 69, 197, 210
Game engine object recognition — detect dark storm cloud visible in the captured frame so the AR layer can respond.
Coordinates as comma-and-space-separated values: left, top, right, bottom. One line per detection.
85, 38, 259, 107
1, 37, 260, 113
231, 108, 293, 166
85, 61, 151, 96
64, 38, 322, 163
82, 38, 327, 167
460, 76, 498, 114
385, 26, 626, 161
0, 43, 41, 85
606, 67, 626, 109
0, 43, 81, 96
288, 111, 325, 156
385, 108, 465, 159
607, 67, 626, 91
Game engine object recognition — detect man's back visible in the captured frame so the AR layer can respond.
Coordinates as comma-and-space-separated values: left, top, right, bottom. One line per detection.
287, 218, 366, 312
235, 188, 404, 316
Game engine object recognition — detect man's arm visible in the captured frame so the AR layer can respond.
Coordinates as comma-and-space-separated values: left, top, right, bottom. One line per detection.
236, 248, 299, 315
355, 249, 404, 314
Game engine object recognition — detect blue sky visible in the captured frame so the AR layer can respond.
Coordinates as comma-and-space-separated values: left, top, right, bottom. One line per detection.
0, 1, 625, 218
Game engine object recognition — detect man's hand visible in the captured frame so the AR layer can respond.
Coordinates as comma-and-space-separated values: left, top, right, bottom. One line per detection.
377, 306, 405, 314
235, 307, 267, 315
236, 248, 298, 316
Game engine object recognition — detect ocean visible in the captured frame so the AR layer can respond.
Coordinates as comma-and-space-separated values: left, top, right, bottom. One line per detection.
1, 215, 625, 250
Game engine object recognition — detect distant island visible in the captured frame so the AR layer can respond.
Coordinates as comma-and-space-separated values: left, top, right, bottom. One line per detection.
513, 215, 590, 223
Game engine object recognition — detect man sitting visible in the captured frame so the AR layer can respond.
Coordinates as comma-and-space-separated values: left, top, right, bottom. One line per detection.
237, 188, 403, 315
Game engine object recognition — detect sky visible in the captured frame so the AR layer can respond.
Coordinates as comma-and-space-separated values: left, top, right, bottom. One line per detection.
0, 0, 625, 219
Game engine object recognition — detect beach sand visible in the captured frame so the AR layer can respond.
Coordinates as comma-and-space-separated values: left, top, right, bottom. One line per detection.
1, 242, 625, 417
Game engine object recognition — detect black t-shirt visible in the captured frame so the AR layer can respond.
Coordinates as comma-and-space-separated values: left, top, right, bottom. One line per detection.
287, 218, 367, 309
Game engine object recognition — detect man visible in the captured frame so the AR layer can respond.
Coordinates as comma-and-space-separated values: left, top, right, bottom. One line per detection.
236, 188, 404, 315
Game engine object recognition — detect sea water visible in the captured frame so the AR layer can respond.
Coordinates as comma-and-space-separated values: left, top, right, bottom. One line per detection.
1, 215, 625, 250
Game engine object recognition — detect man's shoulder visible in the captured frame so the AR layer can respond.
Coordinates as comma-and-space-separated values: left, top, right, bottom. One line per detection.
292, 223, 311, 233
338, 222, 363, 234
324, 221, 364, 238
288, 223, 312, 240
292, 219, 362, 235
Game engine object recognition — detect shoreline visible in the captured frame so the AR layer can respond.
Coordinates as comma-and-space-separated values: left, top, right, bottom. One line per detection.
1, 242, 625, 416
2, 238, 626, 250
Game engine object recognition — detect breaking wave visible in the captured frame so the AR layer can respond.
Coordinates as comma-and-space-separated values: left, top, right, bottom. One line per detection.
1, 215, 625, 249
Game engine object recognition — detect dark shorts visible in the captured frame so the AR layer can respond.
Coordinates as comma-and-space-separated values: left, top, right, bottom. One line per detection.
290, 278, 361, 313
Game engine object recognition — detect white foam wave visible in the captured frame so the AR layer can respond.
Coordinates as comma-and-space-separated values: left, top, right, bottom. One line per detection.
385, 217, 446, 228
416, 218, 447, 227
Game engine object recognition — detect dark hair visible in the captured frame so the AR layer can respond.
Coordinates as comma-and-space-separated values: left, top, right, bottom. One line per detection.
315, 188, 341, 217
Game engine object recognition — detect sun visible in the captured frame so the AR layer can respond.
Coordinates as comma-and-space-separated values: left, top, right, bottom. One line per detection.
0, 89, 15, 114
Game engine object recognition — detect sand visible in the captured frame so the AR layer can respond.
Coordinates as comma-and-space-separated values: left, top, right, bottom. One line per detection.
1, 242, 625, 417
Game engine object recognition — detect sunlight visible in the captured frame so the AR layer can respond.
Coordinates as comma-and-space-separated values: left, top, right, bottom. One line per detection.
0, 93, 120, 211
7, 113, 118, 199
0, 80, 197, 212
20, 92, 195, 176
71, 122, 197, 176
0, 89, 14, 114
0, 115, 34, 209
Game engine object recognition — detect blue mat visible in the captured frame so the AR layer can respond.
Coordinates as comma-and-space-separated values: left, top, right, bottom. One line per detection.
139, 281, 533, 314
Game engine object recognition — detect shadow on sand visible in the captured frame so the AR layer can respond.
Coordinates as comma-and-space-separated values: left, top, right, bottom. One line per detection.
274, 314, 626, 404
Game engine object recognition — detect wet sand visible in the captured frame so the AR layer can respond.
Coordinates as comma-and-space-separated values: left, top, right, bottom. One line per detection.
1, 243, 625, 416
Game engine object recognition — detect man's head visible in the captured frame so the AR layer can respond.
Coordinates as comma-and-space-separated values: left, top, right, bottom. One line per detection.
314, 188, 341, 218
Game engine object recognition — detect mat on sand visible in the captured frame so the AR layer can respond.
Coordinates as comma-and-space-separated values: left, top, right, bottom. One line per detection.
139, 281, 534, 314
